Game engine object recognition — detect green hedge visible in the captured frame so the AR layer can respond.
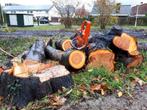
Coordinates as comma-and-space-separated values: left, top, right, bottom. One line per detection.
128, 17, 147, 26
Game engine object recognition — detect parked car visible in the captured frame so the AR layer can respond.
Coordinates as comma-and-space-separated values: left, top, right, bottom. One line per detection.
39, 17, 49, 24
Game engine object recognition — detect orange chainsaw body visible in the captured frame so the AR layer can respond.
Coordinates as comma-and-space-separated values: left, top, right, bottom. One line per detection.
73, 20, 91, 48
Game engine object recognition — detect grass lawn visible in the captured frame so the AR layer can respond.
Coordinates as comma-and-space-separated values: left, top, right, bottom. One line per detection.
0, 37, 147, 109
3, 25, 65, 31
2, 24, 147, 32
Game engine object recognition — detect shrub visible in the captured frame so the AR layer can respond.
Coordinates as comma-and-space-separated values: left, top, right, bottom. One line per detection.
108, 16, 118, 25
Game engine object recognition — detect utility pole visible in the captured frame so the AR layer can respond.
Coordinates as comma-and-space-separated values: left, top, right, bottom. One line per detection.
134, 2, 143, 27
134, 5, 139, 27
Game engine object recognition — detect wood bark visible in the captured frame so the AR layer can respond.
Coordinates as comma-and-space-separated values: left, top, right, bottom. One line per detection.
45, 45, 86, 70
0, 65, 73, 108
25, 40, 46, 62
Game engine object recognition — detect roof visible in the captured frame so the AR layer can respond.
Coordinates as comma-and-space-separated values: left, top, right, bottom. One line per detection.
119, 5, 131, 14
90, 3, 131, 16
3, 5, 54, 11
131, 3, 147, 16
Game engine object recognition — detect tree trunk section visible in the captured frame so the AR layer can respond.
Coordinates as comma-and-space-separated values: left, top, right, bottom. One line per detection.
0, 65, 73, 108
25, 40, 46, 62
87, 49, 115, 71
45, 45, 86, 70
113, 33, 139, 56
55, 39, 72, 51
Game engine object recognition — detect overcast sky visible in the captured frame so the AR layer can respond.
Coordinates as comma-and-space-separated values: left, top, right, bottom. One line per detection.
0, 0, 146, 6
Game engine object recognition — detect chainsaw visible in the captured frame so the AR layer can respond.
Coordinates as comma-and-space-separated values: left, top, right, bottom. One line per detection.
71, 20, 91, 50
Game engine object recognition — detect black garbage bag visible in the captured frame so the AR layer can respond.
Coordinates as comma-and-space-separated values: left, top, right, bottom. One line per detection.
108, 25, 123, 36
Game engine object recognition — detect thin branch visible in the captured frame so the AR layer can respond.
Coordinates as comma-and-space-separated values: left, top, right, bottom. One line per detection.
0, 47, 15, 58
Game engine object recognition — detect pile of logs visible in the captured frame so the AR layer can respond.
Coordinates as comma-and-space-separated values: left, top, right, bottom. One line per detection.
47, 25, 143, 71
0, 25, 143, 108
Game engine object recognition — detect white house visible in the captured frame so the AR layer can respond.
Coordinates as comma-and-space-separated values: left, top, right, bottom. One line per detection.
3, 4, 61, 22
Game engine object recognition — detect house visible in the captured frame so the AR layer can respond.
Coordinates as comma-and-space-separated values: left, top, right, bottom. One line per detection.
90, 3, 131, 24
90, 3, 131, 17
131, 3, 147, 17
3, 4, 61, 22
6, 13, 34, 27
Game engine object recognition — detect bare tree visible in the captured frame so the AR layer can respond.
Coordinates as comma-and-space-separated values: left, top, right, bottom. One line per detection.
75, 5, 89, 18
52, 0, 79, 28
96, 0, 115, 29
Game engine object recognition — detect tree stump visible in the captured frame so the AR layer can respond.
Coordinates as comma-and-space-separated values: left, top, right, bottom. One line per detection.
0, 65, 73, 108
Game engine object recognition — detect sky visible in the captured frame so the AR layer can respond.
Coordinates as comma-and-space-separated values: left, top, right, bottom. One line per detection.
0, 0, 147, 6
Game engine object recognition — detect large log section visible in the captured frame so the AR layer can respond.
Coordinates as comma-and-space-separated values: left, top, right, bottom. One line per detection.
45, 45, 86, 69
0, 65, 73, 108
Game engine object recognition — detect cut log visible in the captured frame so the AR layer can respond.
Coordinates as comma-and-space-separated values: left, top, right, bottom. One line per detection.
0, 65, 73, 108
113, 33, 139, 56
45, 45, 86, 69
87, 49, 115, 71
124, 54, 143, 68
0, 67, 4, 75
25, 40, 46, 62
45, 45, 64, 61
55, 39, 72, 51
109, 41, 143, 69
61, 50, 86, 69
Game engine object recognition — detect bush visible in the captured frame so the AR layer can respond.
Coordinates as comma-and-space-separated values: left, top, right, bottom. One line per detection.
3, 27, 16, 32
128, 17, 147, 26
108, 16, 118, 25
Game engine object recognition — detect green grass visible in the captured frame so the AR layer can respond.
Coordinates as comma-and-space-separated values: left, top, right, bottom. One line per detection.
0, 37, 49, 66
2, 25, 79, 31
5, 25, 65, 31
138, 38, 147, 43
1, 24, 147, 32
122, 25, 147, 30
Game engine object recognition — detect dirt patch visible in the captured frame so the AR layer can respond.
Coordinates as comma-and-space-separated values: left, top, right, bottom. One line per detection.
60, 85, 147, 110
0, 29, 147, 39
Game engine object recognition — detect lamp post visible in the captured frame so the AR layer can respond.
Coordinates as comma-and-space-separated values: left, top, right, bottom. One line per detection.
134, 2, 143, 27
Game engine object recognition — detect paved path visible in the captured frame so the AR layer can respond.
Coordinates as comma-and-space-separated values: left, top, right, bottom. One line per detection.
60, 85, 147, 110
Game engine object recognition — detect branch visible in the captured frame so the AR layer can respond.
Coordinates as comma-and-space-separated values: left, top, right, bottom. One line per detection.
0, 47, 15, 58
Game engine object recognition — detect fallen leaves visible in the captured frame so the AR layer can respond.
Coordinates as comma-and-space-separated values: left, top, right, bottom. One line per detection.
90, 83, 108, 95
134, 77, 146, 86
0, 96, 4, 106
0, 67, 4, 75
0, 96, 3, 101
79, 84, 88, 96
117, 91, 123, 97
48, 95, 66, 107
